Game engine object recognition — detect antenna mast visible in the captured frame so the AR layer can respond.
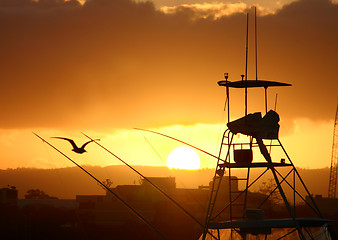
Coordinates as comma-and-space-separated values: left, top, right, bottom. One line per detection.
255, 6, 258, 81
328, 105, 338, 198
245, 12, 249, 116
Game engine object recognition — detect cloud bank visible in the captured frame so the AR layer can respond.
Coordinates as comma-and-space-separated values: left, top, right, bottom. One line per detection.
0, 0, 337, 130
161, 2, 274, 20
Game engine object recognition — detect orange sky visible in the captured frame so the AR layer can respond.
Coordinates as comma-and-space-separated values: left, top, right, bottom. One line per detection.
0, 0, 337, 170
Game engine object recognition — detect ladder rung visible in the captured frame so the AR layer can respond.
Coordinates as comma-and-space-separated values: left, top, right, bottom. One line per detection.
231, 191, 244, 193
231, 203, 245, 206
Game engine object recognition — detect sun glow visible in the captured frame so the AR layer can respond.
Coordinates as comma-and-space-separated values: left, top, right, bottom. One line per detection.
167, 147, 201, 170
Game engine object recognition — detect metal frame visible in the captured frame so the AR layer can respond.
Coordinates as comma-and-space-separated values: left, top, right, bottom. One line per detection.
202, 66, 329, 239
202, 132, 329, 240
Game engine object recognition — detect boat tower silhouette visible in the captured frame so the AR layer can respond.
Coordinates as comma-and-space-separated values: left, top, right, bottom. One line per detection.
200, 8, 333, 240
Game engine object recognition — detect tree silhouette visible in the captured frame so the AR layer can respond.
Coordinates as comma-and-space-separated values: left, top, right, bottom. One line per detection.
25, 189, 58, 199
257, 178, 282, 204
97, 178, 113, 190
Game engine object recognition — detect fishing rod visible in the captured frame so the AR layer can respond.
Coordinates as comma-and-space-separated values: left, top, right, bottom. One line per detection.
32, 132, 168, 240
134, 128, 219, 160
82, 132, 218, 240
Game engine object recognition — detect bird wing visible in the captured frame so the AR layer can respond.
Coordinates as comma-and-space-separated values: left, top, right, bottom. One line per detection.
81, 139, 100, 149
52, 137, 79, 149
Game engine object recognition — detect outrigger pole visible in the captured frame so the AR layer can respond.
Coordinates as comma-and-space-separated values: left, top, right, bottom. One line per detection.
82, 132, 218, 240
134, 128, 219, 160
32, 132, 168, 240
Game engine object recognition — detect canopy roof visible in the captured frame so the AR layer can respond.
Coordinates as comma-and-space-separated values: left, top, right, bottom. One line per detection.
218, 80, 291, 88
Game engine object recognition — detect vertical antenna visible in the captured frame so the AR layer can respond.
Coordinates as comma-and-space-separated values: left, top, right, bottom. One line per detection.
255, 6, 258, 81
264, 87, 268, 113
255, 6, 267, 113
255, 7, 268, 113
245, 12, 249, 116
274, 93, 278, 111
224, 73, 230, 122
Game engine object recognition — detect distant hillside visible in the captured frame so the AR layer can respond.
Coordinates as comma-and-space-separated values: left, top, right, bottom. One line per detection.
0, 165, 331, 199
0, 165, 215, 199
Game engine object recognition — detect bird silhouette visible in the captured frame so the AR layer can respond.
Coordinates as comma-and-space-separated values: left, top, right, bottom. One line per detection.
52, 137, 99, 154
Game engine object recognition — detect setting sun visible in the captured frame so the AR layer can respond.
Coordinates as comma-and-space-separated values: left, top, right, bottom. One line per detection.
167, 147, 201, 170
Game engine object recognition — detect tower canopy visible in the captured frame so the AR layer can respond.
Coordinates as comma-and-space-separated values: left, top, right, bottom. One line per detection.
218, 80, 291, 88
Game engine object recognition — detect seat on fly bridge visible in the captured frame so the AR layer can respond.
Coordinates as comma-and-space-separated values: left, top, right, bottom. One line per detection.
227, 110, 280, 164
227, 110, 280, 140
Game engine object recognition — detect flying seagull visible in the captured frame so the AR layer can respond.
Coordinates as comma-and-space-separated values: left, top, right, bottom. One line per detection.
52, 137, 100, 154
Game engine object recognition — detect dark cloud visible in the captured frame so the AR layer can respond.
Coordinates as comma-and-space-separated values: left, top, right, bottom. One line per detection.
0, 0, 336, 130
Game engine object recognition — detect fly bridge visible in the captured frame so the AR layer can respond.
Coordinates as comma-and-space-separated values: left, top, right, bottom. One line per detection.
201, 77, 329, 240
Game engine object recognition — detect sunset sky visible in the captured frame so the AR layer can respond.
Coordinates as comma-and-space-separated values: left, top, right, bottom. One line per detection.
0, 0, 337, 171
